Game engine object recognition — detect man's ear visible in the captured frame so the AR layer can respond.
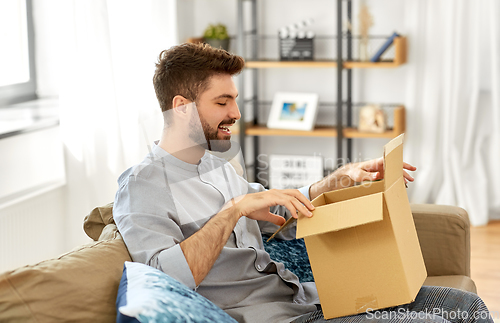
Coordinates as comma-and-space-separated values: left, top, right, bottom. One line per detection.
172, 95, 190, 114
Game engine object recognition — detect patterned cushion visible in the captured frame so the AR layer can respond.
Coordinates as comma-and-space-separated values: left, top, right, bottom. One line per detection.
262, 235, 314, 283
116, 262, 237, 323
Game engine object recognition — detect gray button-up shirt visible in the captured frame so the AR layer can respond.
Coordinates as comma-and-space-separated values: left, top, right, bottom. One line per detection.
114, 144, 319, 322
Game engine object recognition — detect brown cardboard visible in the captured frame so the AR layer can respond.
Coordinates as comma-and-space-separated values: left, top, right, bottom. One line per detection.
295, 134, 427, 319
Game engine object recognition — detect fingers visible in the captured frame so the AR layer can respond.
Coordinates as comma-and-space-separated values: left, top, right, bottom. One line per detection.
403, 162, 417, 171
372, 171, 382, 180
346, 168, 381, 184
235, 189, 316, 224
403, 170, 414, 182
288, 198, 313, 218
250, 208, 286, 226
362, 170, 381, 181
361, 157, 384, 172
356, 159, 416, 173
402, 161, 416, 183
271, 190, 313, 218
280, 198, 312, 218
346, 159, 416, 184
265, 211, 286, 226
282, 189, 315, 211
283, 202, 301, 219
362, 169, 413, 183
342, 159, 415, 187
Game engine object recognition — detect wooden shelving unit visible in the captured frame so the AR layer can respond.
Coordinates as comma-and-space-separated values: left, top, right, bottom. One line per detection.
236, 0, 407, 182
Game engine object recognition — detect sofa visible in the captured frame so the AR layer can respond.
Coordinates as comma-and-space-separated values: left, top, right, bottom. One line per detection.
0, 203, 476, 322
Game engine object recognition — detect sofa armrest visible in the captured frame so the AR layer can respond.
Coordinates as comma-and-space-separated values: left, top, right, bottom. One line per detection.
411, 204, 471, 277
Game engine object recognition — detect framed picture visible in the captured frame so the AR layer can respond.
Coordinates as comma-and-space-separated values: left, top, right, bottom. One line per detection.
267, 92, 319, 131
269, 155, 323, 189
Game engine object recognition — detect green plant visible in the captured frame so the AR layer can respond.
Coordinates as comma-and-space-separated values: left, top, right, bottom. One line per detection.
203, 23, 229, 40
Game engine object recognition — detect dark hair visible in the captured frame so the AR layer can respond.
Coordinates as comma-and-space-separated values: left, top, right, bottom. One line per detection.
153, 43, 245, 112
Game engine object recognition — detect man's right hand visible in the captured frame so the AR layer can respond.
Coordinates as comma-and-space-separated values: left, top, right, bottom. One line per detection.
225, 189, 315, 226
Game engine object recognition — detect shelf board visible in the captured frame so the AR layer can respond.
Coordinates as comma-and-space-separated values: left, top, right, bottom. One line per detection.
245, 59, 403, 69
343, 60, 403, 69
243, 125, 403, 139
245, 60, 338, 68
245, 125, 338, 137
343, 128, 401, 138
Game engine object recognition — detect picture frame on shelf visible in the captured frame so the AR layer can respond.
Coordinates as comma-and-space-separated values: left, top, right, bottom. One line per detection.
267, 92, 319, 131
269, 155, 323, 189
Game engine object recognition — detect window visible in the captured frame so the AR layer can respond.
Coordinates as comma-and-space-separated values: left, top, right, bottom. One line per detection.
0, 0, 37, 106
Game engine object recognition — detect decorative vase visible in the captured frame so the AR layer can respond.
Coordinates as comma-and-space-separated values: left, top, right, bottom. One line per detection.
359, 37, 369, 61
204, 38, 230, 51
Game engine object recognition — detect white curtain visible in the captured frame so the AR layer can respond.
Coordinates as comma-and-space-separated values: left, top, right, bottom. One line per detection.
404, 0, 500, 226
58, 0, 177, 247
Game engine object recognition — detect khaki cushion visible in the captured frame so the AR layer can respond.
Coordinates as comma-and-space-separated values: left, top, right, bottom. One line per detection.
424, 275, 477, 294
411, 204, 471, 277
0, 224, 131, 323
84, 202, 115, 241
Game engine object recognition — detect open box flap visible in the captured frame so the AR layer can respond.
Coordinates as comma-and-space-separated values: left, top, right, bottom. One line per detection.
266, 194, 327, 242
322, 180, 385, 204
296, 192, 384, 239
384, 134, 404, 190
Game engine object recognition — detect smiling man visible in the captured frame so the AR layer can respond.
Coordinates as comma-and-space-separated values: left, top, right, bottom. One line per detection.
159, 73, 241, 160
113, 43, 492, 323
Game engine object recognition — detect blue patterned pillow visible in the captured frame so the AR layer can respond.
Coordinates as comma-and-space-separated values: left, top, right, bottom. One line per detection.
116, 262, 237, 323
262, 236, 314, 283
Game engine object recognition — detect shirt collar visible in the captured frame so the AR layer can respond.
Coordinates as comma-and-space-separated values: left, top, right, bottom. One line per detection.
151, 141, 210, 173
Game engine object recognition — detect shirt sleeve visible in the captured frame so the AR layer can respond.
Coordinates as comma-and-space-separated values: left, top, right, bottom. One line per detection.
113, 176, 197, 290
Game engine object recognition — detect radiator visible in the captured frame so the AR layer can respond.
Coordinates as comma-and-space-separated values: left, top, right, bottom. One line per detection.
0, 187, 66, 273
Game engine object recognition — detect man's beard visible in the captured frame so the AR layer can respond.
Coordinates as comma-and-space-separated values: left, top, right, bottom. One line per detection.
188, 112, 235, 152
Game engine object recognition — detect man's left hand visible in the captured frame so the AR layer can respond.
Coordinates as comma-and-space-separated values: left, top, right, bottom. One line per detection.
342, 157, 416, 184
309, 157, 416, 200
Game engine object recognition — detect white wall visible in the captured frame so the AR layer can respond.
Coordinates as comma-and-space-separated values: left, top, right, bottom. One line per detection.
180, 0, 412, 180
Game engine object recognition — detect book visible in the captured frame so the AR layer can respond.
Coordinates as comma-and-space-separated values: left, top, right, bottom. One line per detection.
370, 32, 399, 62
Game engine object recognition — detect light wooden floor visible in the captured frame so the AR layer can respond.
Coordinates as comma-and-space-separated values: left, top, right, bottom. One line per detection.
470, 220, 500, 317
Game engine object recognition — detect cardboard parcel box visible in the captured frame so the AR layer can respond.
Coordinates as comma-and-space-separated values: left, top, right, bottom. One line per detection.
296, 134, 426, 319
